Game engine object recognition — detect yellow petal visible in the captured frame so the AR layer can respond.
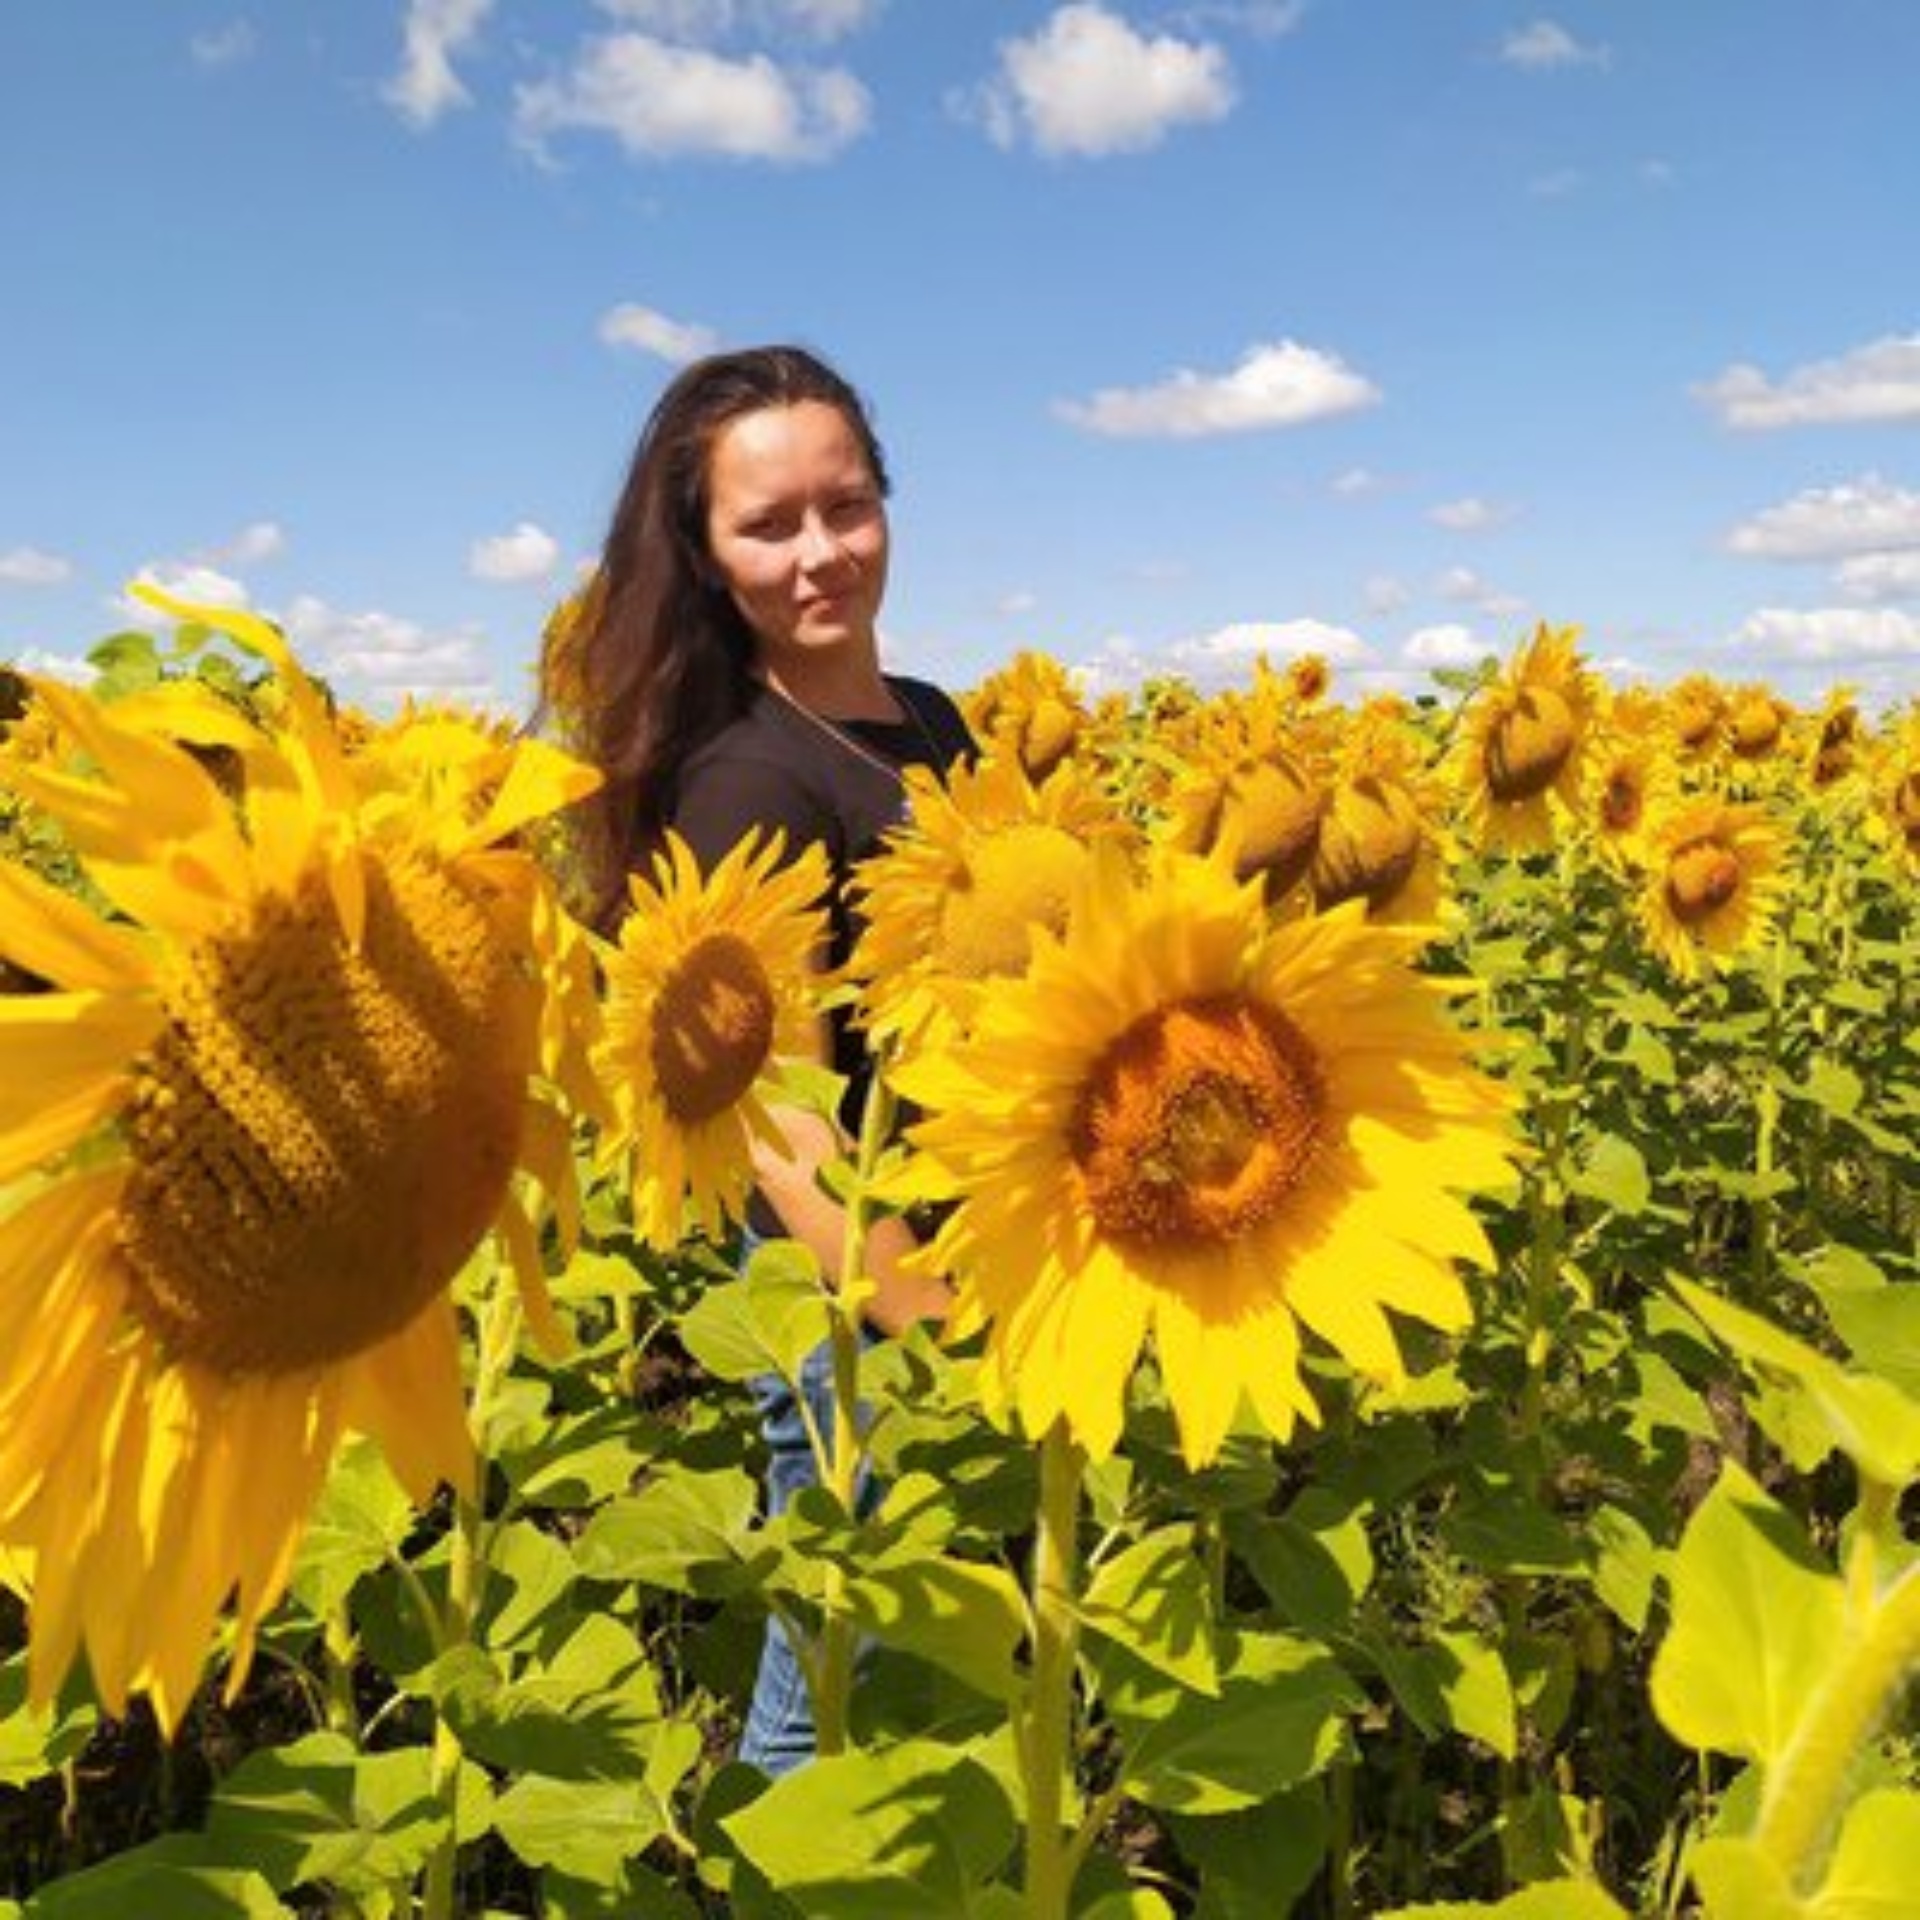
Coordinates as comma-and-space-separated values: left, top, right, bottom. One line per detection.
0, 861, 154, 993
456, 737, 602, 856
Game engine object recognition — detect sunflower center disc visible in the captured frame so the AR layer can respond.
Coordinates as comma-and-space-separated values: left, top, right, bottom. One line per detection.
1602, 769, 1643, 832
1312, 779, 1423, 913
120, 856, 534, 1375
1485, 687, 1576, 803
1730, 701, 1781, 757
651, 931, 776, 1122
937, 825, 1085, 980
1072, 996, 1325, 1249
1666, 841, 1743, 923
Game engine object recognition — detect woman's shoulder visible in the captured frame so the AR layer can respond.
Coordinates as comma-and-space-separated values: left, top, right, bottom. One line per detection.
886, 674, 976, 754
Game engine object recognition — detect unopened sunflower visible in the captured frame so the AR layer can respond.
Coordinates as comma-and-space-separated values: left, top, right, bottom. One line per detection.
962, 649, 1088, 781
1636, 796, 1789, 980
593, 828, 832, 1249
891, 845, 1520, 1468
0, 590, 599, 1733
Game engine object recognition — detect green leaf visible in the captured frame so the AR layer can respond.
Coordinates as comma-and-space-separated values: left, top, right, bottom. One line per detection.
1169, 1785, 1329, 1919
1376, 1883, 1627, 1918
845, 1553, 1027, 1702
476, 1518, 578, 1649
1588, 1503, 1659, 1633
1096, 1630, 1360, 1814
1649, 1462, 1845, 1764
723, 1739, 1017, 1918
1078, 1526, 1218, 1696
0, 1654, 95, 1789
494, 1776, 671, 1884
1813, 1787, 1920, 1916
285, 1434, 416, 1621
1685, 1836, 1802, 1919
1568, 1133, 1652, 1216
26, 1844, 288, 1919
574, 1466, 773, 1598
1819, 1283, 1920, 1403
201, 1731, 446, 1897
1364, 1629, 1517, 1758
677, 1240, 832, 1384
1226, 1489, 1374, 1634
427, 1640, 658, 1780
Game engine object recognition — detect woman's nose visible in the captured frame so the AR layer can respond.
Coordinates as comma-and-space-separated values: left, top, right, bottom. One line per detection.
796, 512, 846, 568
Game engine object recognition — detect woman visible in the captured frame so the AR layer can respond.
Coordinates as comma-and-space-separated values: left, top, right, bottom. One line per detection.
557, 345, 971, 1774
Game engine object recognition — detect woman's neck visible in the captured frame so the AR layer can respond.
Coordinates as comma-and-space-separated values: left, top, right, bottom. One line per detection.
758, 652, 899, 722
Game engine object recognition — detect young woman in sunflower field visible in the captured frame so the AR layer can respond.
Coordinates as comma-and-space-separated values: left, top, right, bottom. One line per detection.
552, 343, 973, 1775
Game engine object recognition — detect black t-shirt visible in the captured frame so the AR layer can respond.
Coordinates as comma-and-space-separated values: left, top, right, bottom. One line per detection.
663, 674, 975, 1222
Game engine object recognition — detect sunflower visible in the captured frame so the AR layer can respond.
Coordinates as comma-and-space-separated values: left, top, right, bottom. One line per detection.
1160, 750, 1328, 909
890, 845, 1520, 1467
851, 753, 1126, 1051
962, 649, 1089, 782
1636, 796, 1789, 981
1725, 684, 1790, 763
593, 828, 832, 1249
0, 590, 599, 1733
1666, 673, 1728, 769
1451, 623, 1598, 856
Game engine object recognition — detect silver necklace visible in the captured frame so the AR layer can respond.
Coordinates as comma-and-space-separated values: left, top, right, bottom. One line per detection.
763, 677, 944, 786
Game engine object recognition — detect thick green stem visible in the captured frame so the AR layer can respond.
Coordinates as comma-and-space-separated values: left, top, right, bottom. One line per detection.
1022, 1420, 1086, 1920
420, 1275, 523, 1920
1752, 1561, 1920, 1889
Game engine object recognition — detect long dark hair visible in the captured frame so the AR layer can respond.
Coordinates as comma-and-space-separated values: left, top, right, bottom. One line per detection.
541, 344, 890, 926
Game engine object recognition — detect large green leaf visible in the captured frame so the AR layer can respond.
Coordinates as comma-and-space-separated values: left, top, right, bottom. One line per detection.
26, 1848, 286, 1919
844, 1553, 1027, 1702
723, 1739, 1017, 1918
285, 1434, 416, 1621
1649, 1462, 1844, 1764
1363, 1627, 1517, 1758
677, 1241, 832, 1384
1169, 1785, 1329, 1918
574, 1465, 774, 1598
1377, 1882, 1627, 1918
1077, 1526, 1218, 1695
1811, 1787, 1920, 1916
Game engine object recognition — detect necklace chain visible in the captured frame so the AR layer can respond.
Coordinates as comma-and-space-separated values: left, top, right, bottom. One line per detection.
764, 679, 943, 786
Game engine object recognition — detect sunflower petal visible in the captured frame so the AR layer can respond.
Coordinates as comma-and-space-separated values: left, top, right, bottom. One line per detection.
0, 861, 154, 992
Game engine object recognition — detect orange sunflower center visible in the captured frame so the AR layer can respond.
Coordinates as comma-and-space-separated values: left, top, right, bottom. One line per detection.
1601, 765, 1644, 833
1484, 687, 1577, 803
1665, 838, 1744, 924
1312, 777, 1424, 914
650, 931, 776, 1123
120, 855, 534, 1375
936, 823, 1087, 980
1070, 995, 1326, 1251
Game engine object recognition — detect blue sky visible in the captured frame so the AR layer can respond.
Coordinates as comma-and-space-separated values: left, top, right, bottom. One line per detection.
4, 2, 1917, 714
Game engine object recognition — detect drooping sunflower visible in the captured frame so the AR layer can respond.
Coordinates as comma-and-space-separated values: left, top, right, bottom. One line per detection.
891, 845, 1521, 1468
1635, 795, 1790, 981
1309, 700, 1449, 927
850, 752, 1128, 1051
1451, 623, 1599, 856
1159, 749, 1329, 909
0, 590, 599, 1733
962, 649, 1089, 782
593, 828, 833, 1249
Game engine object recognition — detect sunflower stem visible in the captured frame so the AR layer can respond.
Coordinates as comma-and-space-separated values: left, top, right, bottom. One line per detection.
1021, 1419, 1086, 1920
421, 1270, 523, 1920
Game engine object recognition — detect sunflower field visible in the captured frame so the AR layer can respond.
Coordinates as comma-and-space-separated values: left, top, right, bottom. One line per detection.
1, 596, 1917, 1919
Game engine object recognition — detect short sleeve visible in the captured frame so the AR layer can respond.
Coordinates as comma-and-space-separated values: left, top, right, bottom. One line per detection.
667, 752, 840, 874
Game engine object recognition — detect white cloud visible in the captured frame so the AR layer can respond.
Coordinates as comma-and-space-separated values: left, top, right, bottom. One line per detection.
970, 3, 1234, 158
387, 0, 494, 128
278, 595, 500, 706
515, 34, 871, 163
1694, 334, 1920, 430
1173, 3, 1307, 39
0, 546, 74, 587
1725, 475, 1920, 562
1730, 605, 1920, 662
993, 588, 1039, 618
1362, 574, 1410, 614
1171, 617, 1372, 670
1331, 466, 1394, 497
470, 522, 561, 583
1835, 550, 1920, 604
598, 302, 721, 364
1401, 624, 1496, 669
1499, 20, 1611, 70
596, 0, 881, 40
190, 20, 256, 68
117, 563, 250, 620
1432, 566, 1526, 617
198, 520, 286, 568
1428, 496, 1517, 533
1056, 339, 1381, 439
9, 647, 97, 685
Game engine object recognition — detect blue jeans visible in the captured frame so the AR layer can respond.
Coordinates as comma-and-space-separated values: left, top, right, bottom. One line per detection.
737, 1328, 876, 1776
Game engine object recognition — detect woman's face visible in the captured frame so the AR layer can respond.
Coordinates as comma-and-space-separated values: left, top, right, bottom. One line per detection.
703, 399, 889, 678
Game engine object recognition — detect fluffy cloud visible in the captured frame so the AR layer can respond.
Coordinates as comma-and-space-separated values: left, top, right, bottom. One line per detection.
1427, 496, 1518, 533
387, 0, 494, 128
1400, 623, 1495, 669
1694, 334, 1920, 430
198, 520, 287, 568
598, 302, 721, 364
0, 546, 74, 587
1056, 340, 1381, 438
1836, 550, 1920, 604
515, 34, 871, 162
1725, 475, 1920, 562
1432, 566, 1526, 618
1499, 20, 1610, 70
279, 594, 500, 706
189, 20, 256, 68
470, 522, 561, 583
1729, 605, 1920, 662
970, 4, 1234, 157
596, 0, 880, 39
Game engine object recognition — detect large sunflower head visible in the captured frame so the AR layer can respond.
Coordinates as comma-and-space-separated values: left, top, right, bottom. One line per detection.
851, 753, 1129, 1050
593, 828, 833, 1249
891, 845, 1521, 1467
1451, 623, 1599, 856
0, 588, 600, 1733
1635, 794, 1790, 981
1159, 749, 1329, 909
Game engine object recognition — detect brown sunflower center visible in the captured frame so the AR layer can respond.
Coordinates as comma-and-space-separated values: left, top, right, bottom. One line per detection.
1601, 767, 1644, 832
1665, 839, 1743, 924
1312, 778, 1424, 913
937, 824, 1085, 979
1484, 687, 1577, 803
1070, 995, 1325, 1251
650, 931, 776, 1123
1894, 772, 1920, 829
120, 855, 533, 1375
